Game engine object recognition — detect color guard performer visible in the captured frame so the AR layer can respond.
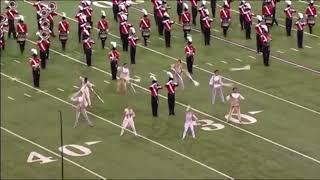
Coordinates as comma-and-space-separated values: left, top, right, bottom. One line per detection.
5, 1, 18, 39
190, 0, 198, 26
97, 10, 109, 49
260, 24, 272, 66
262, 0, 273, 27
170, 59, 185, 89
36, 30, 50, 69
29, 49, 41, 88
182, 105, 198, 139
79, 76, 94, 107
149, 76, 162, 117
295, 13, 305, 48
109, 42, 120, 80
220, 2, 231, 37
226, 87, 245, 123
117, 63, 130, 94
243, 3, 254, 39
181, 3, 192, 40
284, 1, 296, 36
83, 32, 95, 66
16, 15, 27, 54
166, 72, 178, 115
305, 0, 317, 34
70, 90, 93, 128
255, 15, 263, 53
120, 107, 137, 136
209, 70, 225, 104
139, 9, 151, 46
239, 0, 246, 30
58, 12, 69, 51
185, 36, 196, 74
202, 9, 213, 45
128, 27, 138, 64
162, 12, 174, 48
119, 15, 131, 51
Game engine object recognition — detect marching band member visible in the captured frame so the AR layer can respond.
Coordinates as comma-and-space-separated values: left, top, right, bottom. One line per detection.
182, 3, 192, 40
152, 0, 161, 26
71, 90, 94, 128
97, 10, 109, 49
255, 15, 263, 53
120, 107, 137, 136
29, 49, 41, 88
119, 15, 131, 51
209, 70, 225, 104
58, 12, 69, 51
117, 63, 130, 94
184, 36, 196, 74
109, 42, 120, 80
170, 59, 185, 89
202, 9, 213, 45
260, 25, 271, 66
112, 0, 120, 22
226, 87, 244, 123
199, 1, 207, 33
47, 2, 57, 37
75, 7, 86, 43
83, 31, 95, 66
16, 15, 27, 54
182, 105, 198, 139
5, 1, 18, 39
284, 0, 296, 36
149, 76, 162, 117
305, 0, 317, 34
128, 27, 139, 64
243, 3, 254, 39
190, 0, 198, 26
295, 13, 305, 48
83, 1, 93, 27
119, 0, 131, 15
139, 9, 151, 46
155, 0, 165, 36
262, 0, 273, 27
210, 0, 217, 18
162, 12, 174, 48
33, 0, 45, 30
271, 0, 279, 26
177, 0, 183, 22
36, 31, 50, 69
239, 0, 246, 30
0, 16, 8, 52
166, 72, 178, 115
79, 76, 94, 107
220, 1, 231, 37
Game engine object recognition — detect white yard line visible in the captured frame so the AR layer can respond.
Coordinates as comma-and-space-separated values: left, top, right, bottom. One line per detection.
13, 60, 21, 64
7, 96, 15, 101
57, 88, 65, 92
23, 93, 32, 98
1, 127, 106, 180
205, 62, 213, 66
220, 61, 228, 64
1, 72, 233, 180
305, 45, 312, 49
158, 37, 165, 41
277, 50, 285, 54
103, 80, 110, 84
234, 58, 242, 62
248, 56, 256, 60
290, 48, 299, 52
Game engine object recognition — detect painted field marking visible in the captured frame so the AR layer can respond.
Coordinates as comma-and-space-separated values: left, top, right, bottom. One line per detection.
73, 85, 79, 89
85, 141, 101, 146
149, 72, 156, 77
205, 62, 213, 66
305, 45, 312, 49
234, 58, 242, 62
158, 37, 165, 41
57, 88, 65, 92
172, 35, 179, 38
290, 48, 299, 52
220, 61, 228, 64
7, 96, 15, 101
248, 110, 263, 115
1, 127, 106, 180
248, 56, 256, 60
103, 80, 110, 84
213, 29, 219, 32
1, 72, 233, 180
24, 93, 32, 98
277, 50, 285, 54
22, 8, 320, 116
134, 75, 141, 79
13, 60, 21, 64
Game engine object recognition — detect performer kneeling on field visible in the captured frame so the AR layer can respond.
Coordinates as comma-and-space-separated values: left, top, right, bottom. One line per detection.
117, 63, 130, 94
16, 15, 27, 54
58, 12, 69, 51
149, 76, 162, 117
71, 90, 94, 128
305, 0, 317, 34
29, 49, 41, 88
120, 107, 137, 136
260, 24, 272, 66
139, 9, 151, 46
220, 1, 231, 37
295, 13, 305, 48
182, 105, 198, 139
166, 72, 178, 116
226, 87, 245, 123
209, 70, 225, 104
109, 42, 120, 80
97, 10, 109, 49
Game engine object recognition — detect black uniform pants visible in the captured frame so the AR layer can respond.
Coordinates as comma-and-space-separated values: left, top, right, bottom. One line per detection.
151, 96, 159, 117
157, 16, 164, 36
85, 48, 92, 66
18, 41, 26, 54
32, 69, 40, 88
50, 21, 55, 37
8, 19, 16, 39
285, 17, 292, 36
121, 33, 129, 51
244, 21, 251, 39
272, 7, 278, 26
78, 24, 82, 43
262, 44, 270, 66
60, 39, 67, 51
297, 30, 303, 48
1, 36, 5, 50
200, 19, 204, 33
308, 24, 314, 34
110, 60, 118, 80
211, 0, 217, 18
239, 15, 244, 30
154, 9, 158, 26
186, 55, 194, 74
113, 4, 119, 22
192, 6, 197, 25
164, 30, 171, 48
40, 51, 47, 69
130, 46, 136, 64
100, 37, 107, 49
222, 26, 229, 37
168, 93, 175, 115
203, 27, 211, 45
183, 29, 191, 40
256, 34, 262, 53
142, 34, 150, 46
177, 3, 183, 22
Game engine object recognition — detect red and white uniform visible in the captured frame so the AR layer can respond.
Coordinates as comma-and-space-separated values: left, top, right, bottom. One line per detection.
295, 20, 305, 31
83, 38, 94, 49
128, 35, 138, 47
262, 3, 273, 16
156, 5, 165, 18
120, 21, 131, 34
112, 0, 120, 6
243, 10, 254, 23
58, 20, 69, 33
33, 1, 45, 14
109, 50, 120, 61
306, 5, 317, 17
37, 39, 50, 52
220, 7, 231, 22
255, 23, 263, 35
165, 80, 178, 94
48, 12, 58, 22
163, 19, 174, 31
284, 6, 296, 19
75, 13, 86, 25
139, 17, 151, 29
17, 22, 27, 34
190, 0, 198, 7
6, 8, 18, 20
202, 17, 213, 28
181, 11, 191, 25
239, 4, 246, 15
118, 11, 128, 23
184, 43, 196, 56
199, 6, 207, 19
97, 19, 109, 31
30, 57, 40, 69
149, 83, 162, 97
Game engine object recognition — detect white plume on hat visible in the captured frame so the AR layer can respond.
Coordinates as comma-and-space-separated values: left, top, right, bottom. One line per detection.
79, 5, 84, 11
157, 0, 163, 5
123, 14, 128, 21
202, 0, 207, 6
167, 72, 173, 78
150, 75, 157, 81
130, 27, 136, 34
142, 8, 148, 15
101, 10, 106, 17
224, 0, 229, 6
111, 41, 117, 48
164, 12, 170, 18
245, 3, 251, 9
36, 31, 41, 37
298, 12, 303, 19
85, 0, 91, 6
205, 9, 210, 15
261, 24, 268, 32
183, 3, 189, 9
124, 108, 129, 113
310, 0, 314, 4
19, 15, 24, 21
285, 0, 292, 6
31, 48, 38, 55
257, 15, 263, 21
187, 36, 192, 42
62, 12, 66, 17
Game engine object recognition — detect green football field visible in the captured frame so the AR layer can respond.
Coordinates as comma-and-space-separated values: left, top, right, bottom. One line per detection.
1, 0, 320, 179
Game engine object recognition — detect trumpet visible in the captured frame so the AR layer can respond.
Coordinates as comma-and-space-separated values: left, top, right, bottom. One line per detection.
48, 2, 57, 11
40, 18, 50, 30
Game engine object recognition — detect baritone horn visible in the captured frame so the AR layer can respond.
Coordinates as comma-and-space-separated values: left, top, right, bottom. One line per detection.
8, 0, 17, 9
40, 8, 49, 18
40, 29, 50, 40
49, 2, 57, 11
40, 18, 50, 30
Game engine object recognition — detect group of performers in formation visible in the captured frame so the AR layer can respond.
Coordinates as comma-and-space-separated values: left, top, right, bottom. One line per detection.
0, 0, 317, 138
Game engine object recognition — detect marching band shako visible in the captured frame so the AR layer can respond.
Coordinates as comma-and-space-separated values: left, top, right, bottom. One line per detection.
221, 19, 230, 28
99, 30, 107, 39
142, 28, 150, 37
59, 31, 68, 40
17, 32, 26, 41
183, 23, 191, 31
307, 16, 315, 25
264, 15, 272, 25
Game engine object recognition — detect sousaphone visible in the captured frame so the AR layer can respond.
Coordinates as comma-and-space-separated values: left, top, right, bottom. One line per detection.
40, 18, 50, 30
48, 2, 57, 11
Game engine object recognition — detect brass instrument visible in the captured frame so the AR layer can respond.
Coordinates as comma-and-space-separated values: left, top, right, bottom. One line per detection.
48, 2, 57, 12
40, 18, 50, 30
8, 0, 17, 9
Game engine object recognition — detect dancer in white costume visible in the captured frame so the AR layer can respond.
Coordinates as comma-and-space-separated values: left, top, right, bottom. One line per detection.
182, 105, 198, 139
209, 70, 225, 104
117, 63, 130, 94
79, 76, 94, 107
120, 107, 138, 136
226, 87, 245, 123
71, 90, 94, 128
